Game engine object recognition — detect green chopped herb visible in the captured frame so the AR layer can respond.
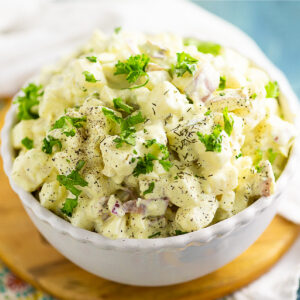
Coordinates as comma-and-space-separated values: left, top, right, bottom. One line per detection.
148, 232, 161, 238
114, 54, 150, 89
13, 83, 43, 120
187, 97, 194, 104
265, 81, 279, 98
131, 157, 136, 163
204, 110, 211, 116
183, 38, 221, 56
133, 153, 157, 177
133, 149, 138, 154
61, 198, 78, 217
218, 76, 226, 90
223, 107, 234, 136
42, 135, 62, 154
254, 148, 263, 172
143, 182, 155, 195
250, 93, 257, 99
267, 148, 278, 164
86, 56, 97, 63
235, 153, 242, 159
159, 159, 172, 171
144, 139, 157, 148
57, 160, 88, 217
114, 127, 136, 148
121, 112, 145, 130
175, 230, 188, 236
51, 115, 87, 137
21, 137, 34, 150
113, 97, 133, 113
172, 52, 198, 77
219, 92, 225, 96
197, 125, 223, 152
174, 176, 178, 180
82, 71, 99, 83
102, 108, 122, 124
114, 26, 122, 34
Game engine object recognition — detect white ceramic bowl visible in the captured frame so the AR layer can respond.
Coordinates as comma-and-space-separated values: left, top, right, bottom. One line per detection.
2, 26, 300, 285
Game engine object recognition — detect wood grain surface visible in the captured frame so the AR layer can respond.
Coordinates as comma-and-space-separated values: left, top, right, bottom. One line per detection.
0, 99, 299, 300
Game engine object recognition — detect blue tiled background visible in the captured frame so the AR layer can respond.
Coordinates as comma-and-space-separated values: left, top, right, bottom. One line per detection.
192, 0, 300, 100
192, 1, 300, 298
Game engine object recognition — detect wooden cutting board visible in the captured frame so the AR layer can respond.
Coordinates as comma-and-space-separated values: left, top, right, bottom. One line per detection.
0, 99, 299, 300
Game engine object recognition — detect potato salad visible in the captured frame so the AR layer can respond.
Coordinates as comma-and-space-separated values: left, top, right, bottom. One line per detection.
11, 29, 296, 239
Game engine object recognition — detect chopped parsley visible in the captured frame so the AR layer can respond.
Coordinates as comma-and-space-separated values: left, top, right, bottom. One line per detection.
144, 139, 157, 148
114, 26, 122, 34
223, 107, 234, 136
235, 153, 242, 159
14, 83, 43, 120
143, 182, 155, 195
102, 108, 145, 148
86, 56, 97, 63
218, 76, 226, 90
172, 52, 198, 77
204, 109, 211, 116
21, 137, 34, 150
51, 115, 87, 137
265, 81, 279, 98
197, 125, 223, 152
148, 232, 161, 238
57, 160, 88, 217
267, 148, 278, 164
159, 159, 172, 171
250, 93, 257, 99
42, 135, 62, 154
114, 127, 136, 148
102, 108, 122, 124
82, 71, 99, 83
113, 97, 133, 113
133, 153, 157, 177
175, 230, 188, 236
114, 54, 150, 89
183, 38, 221, 56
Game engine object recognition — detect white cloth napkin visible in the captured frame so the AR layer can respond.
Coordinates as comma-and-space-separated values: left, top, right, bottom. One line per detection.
0, 0, 299, 299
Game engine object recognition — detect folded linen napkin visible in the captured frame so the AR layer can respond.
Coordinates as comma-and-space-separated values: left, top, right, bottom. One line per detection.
0, 0, 299, 299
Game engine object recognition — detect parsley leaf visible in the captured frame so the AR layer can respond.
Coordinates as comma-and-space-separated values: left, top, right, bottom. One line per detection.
14, 83, 43, 120
57, 160, 88, 217
250, 93, 257, 99
102, 108, 145, 148
61, 198, 78, 217
148, 232, 161, 239
143, 182, 155, 195
254, 148, 263, 173
265, 81, 279, 98
42, 135, 62, 154
235, 153, 242, 159
113, 97, 133, 113
218, 76, 226, 90
102, 108, 122, 124
267, 148, 278, 164
114, 54, 150, 89
51, 116, 87, 137
175, 230, 188, 236
223, 107, 234, 136
183, 38, 221, 56
173, 52, 198, 77
114, 26, 122, 34
205, 109, 211, 116
21, 137, 34, 150
82, 71, 99, 83
197, 125, 223, 152
121, 112, 145, 130
86, 56, 97, 63
144, 139, 157, 148
114, 127, 136, 148
133, 153, 157, 177
159, 160, 172, 171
